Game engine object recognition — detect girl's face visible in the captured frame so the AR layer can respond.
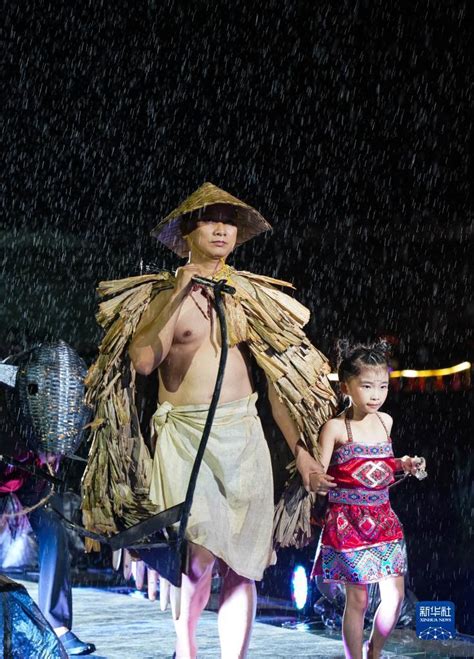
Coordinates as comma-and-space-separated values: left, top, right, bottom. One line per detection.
341, 365, 389, 415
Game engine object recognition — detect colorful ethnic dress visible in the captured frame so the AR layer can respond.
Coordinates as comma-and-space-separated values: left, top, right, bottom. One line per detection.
312, 414, 407, 584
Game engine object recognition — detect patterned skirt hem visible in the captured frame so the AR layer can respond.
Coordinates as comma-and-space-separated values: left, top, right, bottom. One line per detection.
321, 539, 407, 584
322, 569, 407, 585
320, 536, 404, 553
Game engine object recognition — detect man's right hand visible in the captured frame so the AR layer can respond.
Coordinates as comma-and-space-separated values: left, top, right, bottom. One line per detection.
129, 266, 201, 374
174, 264, 205, 295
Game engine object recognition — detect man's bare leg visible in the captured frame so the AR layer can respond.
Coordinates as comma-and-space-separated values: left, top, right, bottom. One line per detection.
218, 566, 257, 659
174, 543, 215, 659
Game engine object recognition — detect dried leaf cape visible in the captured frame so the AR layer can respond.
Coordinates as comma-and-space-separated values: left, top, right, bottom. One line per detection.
81, 268, 337, 552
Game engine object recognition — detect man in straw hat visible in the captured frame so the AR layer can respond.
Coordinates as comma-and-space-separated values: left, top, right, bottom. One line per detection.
82, 182, 337, 658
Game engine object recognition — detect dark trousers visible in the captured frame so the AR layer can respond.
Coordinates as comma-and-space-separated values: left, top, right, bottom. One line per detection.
1, 489, 72, 630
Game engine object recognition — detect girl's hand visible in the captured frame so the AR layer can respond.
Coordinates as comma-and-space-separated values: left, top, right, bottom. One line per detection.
400, 455, 427, 479
295, 447, 336, 493
309, 470, 338, 494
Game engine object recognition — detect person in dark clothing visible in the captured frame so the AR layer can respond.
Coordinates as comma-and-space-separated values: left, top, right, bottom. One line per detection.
0, 453, 96, 656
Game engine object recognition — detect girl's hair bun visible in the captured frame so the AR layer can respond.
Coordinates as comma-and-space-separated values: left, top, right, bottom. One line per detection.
367, 338, 390, 356
336, 338, 352, 364
337, 338, 391, 382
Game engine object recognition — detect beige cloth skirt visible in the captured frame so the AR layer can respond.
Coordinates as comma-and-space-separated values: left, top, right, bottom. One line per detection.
149, 393, 275, 580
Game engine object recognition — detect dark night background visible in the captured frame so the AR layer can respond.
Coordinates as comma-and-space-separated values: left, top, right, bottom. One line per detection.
2, 0, 473, 635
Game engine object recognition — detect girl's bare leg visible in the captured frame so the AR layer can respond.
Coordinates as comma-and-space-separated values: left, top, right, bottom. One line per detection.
367, 576, 404, 659
218, 566, 257, 659
343, 583, 368, 659
174, 543, 216, 659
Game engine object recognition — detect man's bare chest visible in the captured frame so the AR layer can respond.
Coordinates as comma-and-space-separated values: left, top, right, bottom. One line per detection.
173, 291, 220, 346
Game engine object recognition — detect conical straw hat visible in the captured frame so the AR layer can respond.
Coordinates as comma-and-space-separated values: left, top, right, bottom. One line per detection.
151, 182, 272, 257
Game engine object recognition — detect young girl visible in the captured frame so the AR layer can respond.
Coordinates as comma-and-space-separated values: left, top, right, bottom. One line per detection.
312, 341, 426, 659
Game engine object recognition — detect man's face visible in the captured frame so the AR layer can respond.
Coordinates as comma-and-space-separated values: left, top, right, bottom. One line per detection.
185, 219, 238, 260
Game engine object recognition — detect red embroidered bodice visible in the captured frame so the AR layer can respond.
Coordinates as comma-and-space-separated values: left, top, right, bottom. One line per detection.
320, 414, 404, 552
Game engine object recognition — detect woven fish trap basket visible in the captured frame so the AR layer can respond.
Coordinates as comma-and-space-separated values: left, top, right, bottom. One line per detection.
13, 341, 90, 455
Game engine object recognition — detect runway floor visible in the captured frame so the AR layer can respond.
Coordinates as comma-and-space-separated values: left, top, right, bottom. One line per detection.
19, 579, 474, 658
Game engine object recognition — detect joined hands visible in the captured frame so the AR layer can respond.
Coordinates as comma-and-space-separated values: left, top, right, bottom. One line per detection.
295, 445, 337, 494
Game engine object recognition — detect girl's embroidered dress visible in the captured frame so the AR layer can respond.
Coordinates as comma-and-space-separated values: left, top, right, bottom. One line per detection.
312, 414, 407, 583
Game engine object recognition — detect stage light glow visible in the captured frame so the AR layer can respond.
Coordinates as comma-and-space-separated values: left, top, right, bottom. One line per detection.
390, 362, 471, 378
328, 361, 471, 381
291, 565, 308, 610
395, 369, 418, 378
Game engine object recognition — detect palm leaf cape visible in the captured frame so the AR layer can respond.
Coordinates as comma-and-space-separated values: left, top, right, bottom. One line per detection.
81, 268, 337, 552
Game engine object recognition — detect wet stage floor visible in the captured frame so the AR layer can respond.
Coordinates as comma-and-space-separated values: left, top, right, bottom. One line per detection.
18, 579, 474, 658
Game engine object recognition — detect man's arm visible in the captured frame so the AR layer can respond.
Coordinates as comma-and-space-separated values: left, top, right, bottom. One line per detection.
267, 380, 336, 493
128, 265, 201, 375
